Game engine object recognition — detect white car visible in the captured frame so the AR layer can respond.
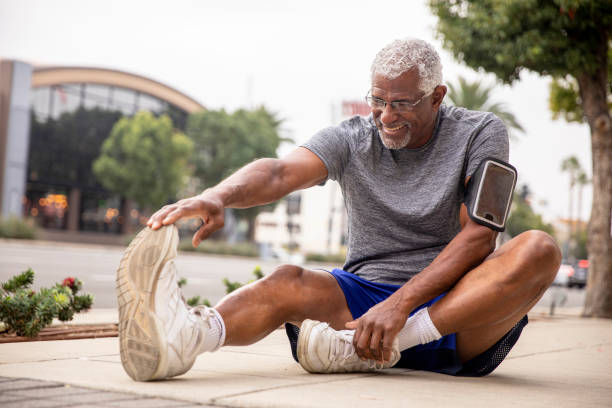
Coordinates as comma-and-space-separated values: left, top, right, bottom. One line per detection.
553, 264, 574, 287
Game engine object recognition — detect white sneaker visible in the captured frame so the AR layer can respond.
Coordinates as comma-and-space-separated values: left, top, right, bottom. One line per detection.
297, 319, 401, 373
116, 226, 222, 381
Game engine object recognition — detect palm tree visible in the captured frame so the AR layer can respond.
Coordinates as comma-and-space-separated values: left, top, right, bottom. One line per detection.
561, 156, 582, 259
575, 169, 590, 233
446, 76, 525, 138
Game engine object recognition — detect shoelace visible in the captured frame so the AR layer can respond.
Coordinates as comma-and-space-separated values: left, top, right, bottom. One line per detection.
330, 330, 357, 362
330, 329, 384, 370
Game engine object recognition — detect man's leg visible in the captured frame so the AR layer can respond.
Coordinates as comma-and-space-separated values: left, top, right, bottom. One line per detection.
428, 230, 562, 362
215, 265, 354, 346
118, 226, 353, 381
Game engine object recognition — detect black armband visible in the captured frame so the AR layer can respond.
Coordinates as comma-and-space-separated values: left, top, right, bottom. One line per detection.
465, 158, 517, 232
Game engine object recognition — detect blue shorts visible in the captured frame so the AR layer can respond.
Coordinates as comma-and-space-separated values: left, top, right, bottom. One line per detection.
285, 268, 528, 376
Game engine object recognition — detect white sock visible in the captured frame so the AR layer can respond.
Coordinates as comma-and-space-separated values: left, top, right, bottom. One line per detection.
194, 307, 226, 353
397, 307, 442, 351
208, 308, 226, 352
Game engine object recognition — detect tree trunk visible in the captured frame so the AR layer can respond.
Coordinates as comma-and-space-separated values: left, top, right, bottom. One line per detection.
577, 54, 612, 317
247, 216, 256, 242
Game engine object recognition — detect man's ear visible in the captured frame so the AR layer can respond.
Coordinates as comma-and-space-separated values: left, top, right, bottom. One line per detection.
432, 85, 447, 108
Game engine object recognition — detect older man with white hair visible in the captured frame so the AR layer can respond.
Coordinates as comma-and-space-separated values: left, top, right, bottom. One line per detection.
116, 38, 561, 381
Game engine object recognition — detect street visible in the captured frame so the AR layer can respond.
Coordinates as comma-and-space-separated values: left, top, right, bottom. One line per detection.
0, 239, 335, 308
0, 239, 585, 312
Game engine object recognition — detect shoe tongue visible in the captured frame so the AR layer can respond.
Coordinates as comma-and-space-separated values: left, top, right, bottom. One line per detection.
331, 331, 354, 360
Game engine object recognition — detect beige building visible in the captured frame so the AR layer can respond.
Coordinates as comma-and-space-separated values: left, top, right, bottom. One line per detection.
255, 182, 347, 257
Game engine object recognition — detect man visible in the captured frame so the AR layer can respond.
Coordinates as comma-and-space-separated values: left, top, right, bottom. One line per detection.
116, 38, 561, 382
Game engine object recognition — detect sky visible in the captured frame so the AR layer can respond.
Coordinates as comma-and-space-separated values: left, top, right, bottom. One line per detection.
0, 0, 593, 223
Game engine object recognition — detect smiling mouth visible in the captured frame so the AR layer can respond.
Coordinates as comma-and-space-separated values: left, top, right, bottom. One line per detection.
384, 124, 405, 131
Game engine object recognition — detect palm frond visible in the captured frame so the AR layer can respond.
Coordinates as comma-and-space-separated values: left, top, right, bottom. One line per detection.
446, 76, 525, 138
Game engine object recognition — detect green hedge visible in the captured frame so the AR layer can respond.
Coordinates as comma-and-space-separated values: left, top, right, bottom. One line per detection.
305, 252, 346, 263
178, 239, 258, 258
0, 217, 37, 240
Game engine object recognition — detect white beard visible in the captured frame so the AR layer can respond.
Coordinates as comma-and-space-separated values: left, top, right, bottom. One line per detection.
379, 128, 413, 150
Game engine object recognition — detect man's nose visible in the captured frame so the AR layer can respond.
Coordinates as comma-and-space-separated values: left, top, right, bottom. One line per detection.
380, 102, 397, 124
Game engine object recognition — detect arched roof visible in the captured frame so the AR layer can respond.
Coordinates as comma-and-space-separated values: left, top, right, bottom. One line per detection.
31, 66, 205, 114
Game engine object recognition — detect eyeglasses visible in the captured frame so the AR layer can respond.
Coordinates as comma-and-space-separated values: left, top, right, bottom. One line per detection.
364, 90, 432, 113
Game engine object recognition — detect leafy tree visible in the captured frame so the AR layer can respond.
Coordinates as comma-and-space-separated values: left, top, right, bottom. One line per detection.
446, 76, 525, 137
430, 0, 612, 317
549, 46, 612, 123
186, 107, 289, 240
506, 185, 554, 238
93, 111, 193, 211
573, 227, 588, 260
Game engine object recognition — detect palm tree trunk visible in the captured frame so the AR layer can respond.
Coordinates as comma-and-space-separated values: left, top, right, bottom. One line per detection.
568, 176, 574, 255
577, 183, 584, 236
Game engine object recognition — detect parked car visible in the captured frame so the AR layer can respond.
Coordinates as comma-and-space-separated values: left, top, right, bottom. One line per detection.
553, 264, 574, 287
568, 259, 588, 289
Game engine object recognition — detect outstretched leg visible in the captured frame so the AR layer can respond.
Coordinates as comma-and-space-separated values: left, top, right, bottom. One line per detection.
215, 264, 353, 346
117, 226, 353, 381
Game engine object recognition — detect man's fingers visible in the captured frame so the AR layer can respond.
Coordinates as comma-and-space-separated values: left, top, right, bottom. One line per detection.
352, 320, 365, 360
382, 334, 395, 363
356, 325, 374, 361
148, 205, 177, 229
162, 206, 192, 226
345, 320, 358, 330
348, 319, 369, 360
192, 223, 207, 247
192, 219, 220, 247
369, 329, 383, 362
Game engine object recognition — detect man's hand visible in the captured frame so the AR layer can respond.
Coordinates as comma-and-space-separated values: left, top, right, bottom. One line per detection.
345, 295, 409, 364
147, 192, 225, 247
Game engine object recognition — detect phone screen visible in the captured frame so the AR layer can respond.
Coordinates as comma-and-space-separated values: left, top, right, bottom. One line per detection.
475, 162, 515, 227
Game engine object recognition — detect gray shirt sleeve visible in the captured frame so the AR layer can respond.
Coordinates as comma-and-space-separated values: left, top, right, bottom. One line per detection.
301, 116, 363, 182
465, 114, 509, 180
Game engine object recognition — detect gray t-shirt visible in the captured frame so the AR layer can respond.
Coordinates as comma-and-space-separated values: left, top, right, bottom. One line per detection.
302, 104, 509, 285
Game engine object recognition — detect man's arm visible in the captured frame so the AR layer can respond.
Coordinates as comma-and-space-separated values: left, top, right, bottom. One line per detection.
346, 204, 497, 363
147, 147, 327, 246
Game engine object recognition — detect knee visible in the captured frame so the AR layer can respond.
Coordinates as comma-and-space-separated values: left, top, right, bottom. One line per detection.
513, 230, 562, 285
263, 264, 305, 290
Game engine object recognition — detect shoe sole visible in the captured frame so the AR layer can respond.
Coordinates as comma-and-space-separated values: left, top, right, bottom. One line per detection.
296, 319, 319, 373
116, 225, 178, 381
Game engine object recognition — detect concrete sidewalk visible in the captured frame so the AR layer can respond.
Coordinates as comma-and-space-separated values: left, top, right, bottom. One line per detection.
0, 310, 611, 408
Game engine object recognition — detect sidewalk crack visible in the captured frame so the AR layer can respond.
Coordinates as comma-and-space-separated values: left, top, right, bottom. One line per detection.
0, 353, 118, 365
209, 373, 382, 406
508, 341, 612, 359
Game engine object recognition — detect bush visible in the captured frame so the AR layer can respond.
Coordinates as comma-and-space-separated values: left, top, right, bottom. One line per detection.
178, 239, 258, 258
177, 277, 211, 307
305, 252, 346, 264
0, 217, 37, 239
0, 269, 93, 337
179, 266, 265, 307
222, 266, 265, 294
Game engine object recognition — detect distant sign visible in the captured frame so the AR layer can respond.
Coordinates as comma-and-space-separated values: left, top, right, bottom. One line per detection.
342, 101, 370, 117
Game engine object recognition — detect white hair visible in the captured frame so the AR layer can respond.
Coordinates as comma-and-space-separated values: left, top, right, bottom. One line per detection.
371, 38, 443, 94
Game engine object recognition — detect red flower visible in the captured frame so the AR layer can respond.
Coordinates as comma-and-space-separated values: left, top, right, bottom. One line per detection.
62, 277, 76, 288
